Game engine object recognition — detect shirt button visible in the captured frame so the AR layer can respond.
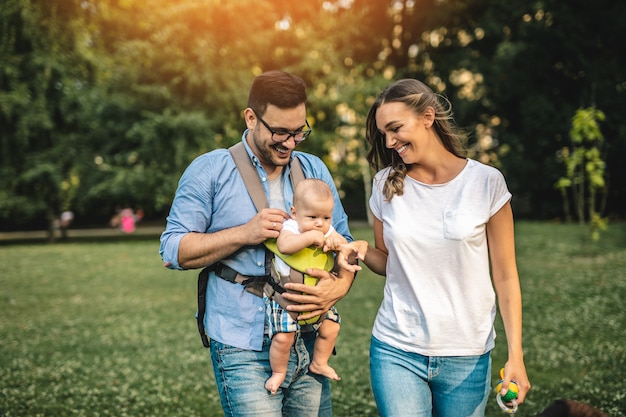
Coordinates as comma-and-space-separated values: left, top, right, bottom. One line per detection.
257, 261, 262, 267
258, 307, 264, 312
261, 177, 267, 182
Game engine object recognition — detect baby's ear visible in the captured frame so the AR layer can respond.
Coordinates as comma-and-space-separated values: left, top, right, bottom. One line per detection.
290, 206, 297, 217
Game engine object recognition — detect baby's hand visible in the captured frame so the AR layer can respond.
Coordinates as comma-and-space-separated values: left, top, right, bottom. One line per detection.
323, 236, 344, 252
306, 230, 327, 248
335, 240, 369, 272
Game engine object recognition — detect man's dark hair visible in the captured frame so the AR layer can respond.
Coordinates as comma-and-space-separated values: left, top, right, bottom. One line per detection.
247, 70, 307, 115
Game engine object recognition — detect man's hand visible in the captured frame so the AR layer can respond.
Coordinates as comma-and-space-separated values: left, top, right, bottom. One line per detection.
282, 267, 355, 321
244, 208, 290, 244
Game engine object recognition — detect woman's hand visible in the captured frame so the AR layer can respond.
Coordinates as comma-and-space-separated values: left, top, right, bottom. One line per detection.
502, 360, 531, 405
334, 240, 369, 272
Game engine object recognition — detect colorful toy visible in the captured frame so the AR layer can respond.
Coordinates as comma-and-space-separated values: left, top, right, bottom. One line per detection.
495, 368, 519, 414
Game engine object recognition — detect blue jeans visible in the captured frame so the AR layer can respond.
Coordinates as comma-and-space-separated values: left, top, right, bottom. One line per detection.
210, 331, 332, 417
370, 336, 491, 417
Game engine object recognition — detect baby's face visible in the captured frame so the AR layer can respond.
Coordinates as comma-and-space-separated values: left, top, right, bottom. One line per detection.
292, 195, 334, 234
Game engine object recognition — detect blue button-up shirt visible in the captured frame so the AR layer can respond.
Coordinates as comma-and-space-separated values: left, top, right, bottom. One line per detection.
159, 132, 353, 351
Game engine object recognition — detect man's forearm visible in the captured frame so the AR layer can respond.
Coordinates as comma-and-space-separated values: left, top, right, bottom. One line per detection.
178, 227, 248, 269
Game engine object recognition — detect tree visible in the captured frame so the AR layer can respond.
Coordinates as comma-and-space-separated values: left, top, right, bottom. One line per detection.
0, 0, 92, 237
555, 107, 608, 243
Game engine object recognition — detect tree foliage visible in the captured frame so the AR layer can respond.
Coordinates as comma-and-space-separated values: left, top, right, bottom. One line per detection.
371, 0, 625, 220
1, 0, 625, 231
1, 0, 93, 235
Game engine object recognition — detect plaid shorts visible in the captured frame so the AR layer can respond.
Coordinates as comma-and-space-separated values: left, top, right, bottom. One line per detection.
264, 297, 340, 339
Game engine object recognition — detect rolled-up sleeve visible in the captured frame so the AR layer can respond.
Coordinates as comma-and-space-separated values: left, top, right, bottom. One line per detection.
159, 154, 215, 270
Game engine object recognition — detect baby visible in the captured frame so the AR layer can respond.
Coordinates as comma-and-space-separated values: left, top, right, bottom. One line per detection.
265, 179, 345, 394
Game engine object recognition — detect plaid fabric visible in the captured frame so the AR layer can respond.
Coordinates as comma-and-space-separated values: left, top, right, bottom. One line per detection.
264, 297, 340, 339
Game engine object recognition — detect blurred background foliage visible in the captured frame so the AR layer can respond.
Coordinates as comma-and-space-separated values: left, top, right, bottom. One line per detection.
1, 0, 625, 232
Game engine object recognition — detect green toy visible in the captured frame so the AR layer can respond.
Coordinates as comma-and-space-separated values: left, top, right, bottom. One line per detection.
495, 368, 519, 414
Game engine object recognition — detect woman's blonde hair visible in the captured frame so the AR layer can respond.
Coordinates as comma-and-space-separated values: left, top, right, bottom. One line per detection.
365, 79, 467, 200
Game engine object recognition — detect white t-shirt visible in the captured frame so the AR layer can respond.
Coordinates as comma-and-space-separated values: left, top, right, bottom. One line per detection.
369, 159, 512, 356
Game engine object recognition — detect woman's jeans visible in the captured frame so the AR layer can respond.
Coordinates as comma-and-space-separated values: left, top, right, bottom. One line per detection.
370, 336, 491, 417
210, 330, 331, 417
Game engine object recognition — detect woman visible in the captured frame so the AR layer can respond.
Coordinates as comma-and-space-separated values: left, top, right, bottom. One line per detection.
346, 79, 531, 416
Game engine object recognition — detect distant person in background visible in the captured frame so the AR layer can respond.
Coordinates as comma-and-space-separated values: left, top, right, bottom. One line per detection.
110, 206, 142, 233
58, 210, 74, 240
120, 208, 136, 233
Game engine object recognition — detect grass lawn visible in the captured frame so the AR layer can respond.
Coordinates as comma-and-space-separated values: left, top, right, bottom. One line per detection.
1, 222, 625, 416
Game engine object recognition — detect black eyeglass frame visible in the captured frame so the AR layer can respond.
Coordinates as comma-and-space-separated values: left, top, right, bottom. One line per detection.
252, 110, 312, 145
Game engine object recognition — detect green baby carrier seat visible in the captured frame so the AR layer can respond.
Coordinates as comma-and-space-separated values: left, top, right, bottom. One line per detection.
264, 238, 335, 325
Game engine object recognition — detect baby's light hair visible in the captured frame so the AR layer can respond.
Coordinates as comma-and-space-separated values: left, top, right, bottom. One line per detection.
293, 179, 333, 209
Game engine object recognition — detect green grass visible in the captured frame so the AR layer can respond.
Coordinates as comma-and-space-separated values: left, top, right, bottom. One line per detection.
1, 222, 625, 416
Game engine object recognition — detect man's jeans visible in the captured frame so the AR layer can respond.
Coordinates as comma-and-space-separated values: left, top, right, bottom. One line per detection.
370, 336, 491, 417
210, 331, 332, 417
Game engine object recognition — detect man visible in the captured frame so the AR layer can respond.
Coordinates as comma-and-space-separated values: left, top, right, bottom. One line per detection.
159, 70, 356, 417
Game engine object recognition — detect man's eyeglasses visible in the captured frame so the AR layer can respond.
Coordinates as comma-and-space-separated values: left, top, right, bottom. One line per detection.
253, 110, 312, 145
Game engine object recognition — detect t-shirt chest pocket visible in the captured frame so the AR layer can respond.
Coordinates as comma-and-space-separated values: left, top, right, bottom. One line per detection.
443, 210, 483, 241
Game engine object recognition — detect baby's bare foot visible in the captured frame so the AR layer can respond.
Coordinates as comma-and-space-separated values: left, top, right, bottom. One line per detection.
265, 373, 286, 395
309, 362, 341, 380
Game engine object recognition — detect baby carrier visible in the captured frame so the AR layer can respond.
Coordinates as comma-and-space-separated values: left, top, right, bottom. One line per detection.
196, 142, 335, 348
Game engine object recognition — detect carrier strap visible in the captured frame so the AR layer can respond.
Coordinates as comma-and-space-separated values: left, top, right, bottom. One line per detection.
228, 141, 304, 212
196, 141, 306, 347
229, 142, 267, 211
